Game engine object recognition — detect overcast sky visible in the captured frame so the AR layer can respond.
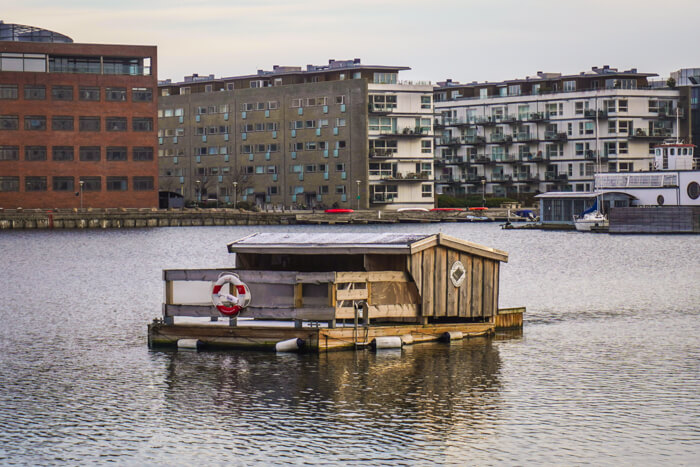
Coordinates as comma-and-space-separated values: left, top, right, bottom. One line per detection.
3, 0, 698, 83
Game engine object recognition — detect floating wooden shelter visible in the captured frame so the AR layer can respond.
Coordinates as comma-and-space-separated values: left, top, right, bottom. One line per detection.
148, 233, 524, 351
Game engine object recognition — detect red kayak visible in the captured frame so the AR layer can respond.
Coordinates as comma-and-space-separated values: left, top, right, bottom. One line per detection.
469, 207, 489, 211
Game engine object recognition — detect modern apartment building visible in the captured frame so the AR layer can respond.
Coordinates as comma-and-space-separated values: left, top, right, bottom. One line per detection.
157, 59, 434, 210
0, 21, 158, 209
433, 66, 686, 197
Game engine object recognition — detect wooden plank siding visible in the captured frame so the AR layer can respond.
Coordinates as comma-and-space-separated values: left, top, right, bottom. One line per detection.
470, 257, 483, 318
434, 246, 447, 317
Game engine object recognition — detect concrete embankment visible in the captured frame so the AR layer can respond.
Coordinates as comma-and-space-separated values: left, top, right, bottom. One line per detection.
0, 207, 535, 230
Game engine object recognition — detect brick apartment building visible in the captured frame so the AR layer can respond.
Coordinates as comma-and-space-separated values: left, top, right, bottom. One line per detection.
0, 21, 158, 209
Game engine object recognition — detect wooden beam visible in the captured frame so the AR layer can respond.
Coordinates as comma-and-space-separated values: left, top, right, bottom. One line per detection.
336, 289, 369, 301
408, 235, 438, 254
434, 246, 447, 317
446, 249, 459, 317
437, 234, 509, 263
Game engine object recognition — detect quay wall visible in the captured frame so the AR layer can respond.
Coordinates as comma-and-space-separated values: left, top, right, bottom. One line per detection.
0, 207, 533, 230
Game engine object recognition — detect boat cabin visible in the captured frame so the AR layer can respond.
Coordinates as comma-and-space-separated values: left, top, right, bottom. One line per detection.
653, 142, 696, 171
161, 233, 508, 326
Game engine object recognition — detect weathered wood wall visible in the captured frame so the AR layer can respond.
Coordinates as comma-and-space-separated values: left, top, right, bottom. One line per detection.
407, 246, 500, 319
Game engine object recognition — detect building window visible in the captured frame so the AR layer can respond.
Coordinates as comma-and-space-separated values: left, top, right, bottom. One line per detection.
421, 140, 432, 153
80, 177, 101, 191
105, 87, 127, 102
0, 85, 18, 99
79, 146, 101, 161
133, 176, 154, 191
49, 55, 100, 74
25, 146, 46, 161
106, 117, 127, 131
52, 116, 74, 131
563, 80, 576, 92
132, 87, 152, 102
24, 116, 46, 131
0, 176, 19, 192
618, 100, 628, 112
79, 116, 100, 132
373, 72, 397, 84
51, 86, 73, 101
133, 147, 154, 161
79, 86, 100, 101
508, 85, 521, 96
335, 185, 346, 194
422, 184, 432, 198
24, 85, 46, 100
52, 146, 74, 161
107, 147, 127, 161
106, 177, 128, 191
25, 176, 47, 192
0, 146, 19, 161
132, 117, 153, 132
53, 176, 74, 192
0, 115, 18, 130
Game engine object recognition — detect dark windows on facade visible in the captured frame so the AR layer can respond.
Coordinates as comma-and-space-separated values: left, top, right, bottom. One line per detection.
105, 87, 127, 102
106, 117, 127, 131
52, 115, 74, 131
24, 85, 46, 100
80, 177, 101, 191
106, 176, 128, 191
132, 117, 153, 132
0, 176, 19, 192
133, 147, 154, 161
79, 146, 101, 161
25, 176, 47, 191
24, 116, 46, 131
79, 87, 100, 101
0, 115, 19, 130
133, 176, 154, 191
132, 87, 152, 102
79, 116, 100, 132
53, 176, 74, 192
0, 85, 18, 99
25, 146, 47, 161
106, 147, 128, 161
0, 145, 19, 161
50, 56, 101, 74
52, 146, 74, 161
51, 86, 73, 101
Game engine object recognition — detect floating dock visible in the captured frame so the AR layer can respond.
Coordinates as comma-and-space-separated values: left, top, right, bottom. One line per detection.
147, 233, 524, 352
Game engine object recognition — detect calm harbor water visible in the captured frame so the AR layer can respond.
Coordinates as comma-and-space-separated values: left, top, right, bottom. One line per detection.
1, 223, 698, 465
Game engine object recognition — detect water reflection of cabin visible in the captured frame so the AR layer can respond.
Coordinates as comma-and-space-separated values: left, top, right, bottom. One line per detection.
536, 192, 635, 225
152, 233, 516, 351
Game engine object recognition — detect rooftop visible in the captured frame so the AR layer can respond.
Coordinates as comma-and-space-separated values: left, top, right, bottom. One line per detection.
0, 20, 72, 43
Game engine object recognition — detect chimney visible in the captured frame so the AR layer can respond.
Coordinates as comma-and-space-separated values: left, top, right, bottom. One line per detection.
354, 58, 361, 64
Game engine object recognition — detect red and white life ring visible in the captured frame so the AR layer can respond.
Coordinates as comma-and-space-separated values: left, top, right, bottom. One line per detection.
211, 273, 251, 316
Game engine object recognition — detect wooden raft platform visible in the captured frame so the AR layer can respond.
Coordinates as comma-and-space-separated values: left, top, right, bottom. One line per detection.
148, 319, 505, 352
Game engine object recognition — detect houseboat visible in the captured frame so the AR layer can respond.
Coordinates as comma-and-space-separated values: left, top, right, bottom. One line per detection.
148, 233, 524, 352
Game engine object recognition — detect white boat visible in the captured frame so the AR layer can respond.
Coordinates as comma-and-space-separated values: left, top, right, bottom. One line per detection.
573, 197, 608, 231
573, 211, 608, 231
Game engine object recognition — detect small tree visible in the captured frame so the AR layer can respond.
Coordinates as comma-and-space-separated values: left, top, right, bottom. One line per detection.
666, 77, 676, 89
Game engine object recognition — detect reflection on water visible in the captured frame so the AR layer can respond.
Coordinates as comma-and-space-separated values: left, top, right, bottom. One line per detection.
156, 339, 502, 464
0, 224, 699, 464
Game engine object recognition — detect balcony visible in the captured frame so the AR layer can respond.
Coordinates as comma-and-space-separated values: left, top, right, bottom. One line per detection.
514, 132, 536, 143
545, 172, 568, 182
584, 109, 608, 119
370, 194, 397, 204
528, 112, 549, 122
437, 136, 462, 146
377, 127, 430, 138
630, 128, 673, 139
514, 172, 540, 183
369, 149, 397, 158
490, 134, 513, 144
657, 108, 685, 119
519, 152, 550, 163
368, 104, 396, 115
384, 172, 432, 182
462, 135, 486, 145
544, 131, 568, 142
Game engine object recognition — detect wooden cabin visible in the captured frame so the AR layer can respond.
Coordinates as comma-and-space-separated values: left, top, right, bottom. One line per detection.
150, 233, 521, 351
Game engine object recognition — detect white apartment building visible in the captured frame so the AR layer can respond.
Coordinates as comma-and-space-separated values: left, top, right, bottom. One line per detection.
368, 83, 435, 208
433, 67, 684, 197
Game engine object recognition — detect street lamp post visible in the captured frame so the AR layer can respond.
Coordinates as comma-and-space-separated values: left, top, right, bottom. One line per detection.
232, 181, 238, 209
481, 178, 486, 208
356, 180, 361, 210
195, 180, 201, 207
79, 180, 84, 210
